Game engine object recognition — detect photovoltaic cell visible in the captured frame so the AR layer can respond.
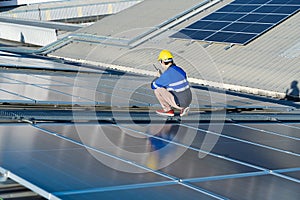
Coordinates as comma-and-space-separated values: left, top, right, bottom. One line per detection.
283, 171, 300, 180
223, 23, 273, 34
201, 13, 245, 21
187, 21, 231, 30
238, 14, 288, 23
55, 184, 218, 200
193, 175, 300, 200
206, 32, 257, 44
268, 0, 300, 4
253, 5, 300, 14
171, 0, 300, 45
217, 5, 260, 13
233, 0, 269, 4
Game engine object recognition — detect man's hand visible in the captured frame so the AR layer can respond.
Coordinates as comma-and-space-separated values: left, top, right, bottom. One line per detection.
156, 70, 161, 77
153, 64, 162, 76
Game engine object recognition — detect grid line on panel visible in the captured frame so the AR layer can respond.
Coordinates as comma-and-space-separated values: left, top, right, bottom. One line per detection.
269, 171, 300, 183
275, 167, 300, 173
0, 87, 36, 102
183, 171, 268, 183
234, 123, 300, 140
53, 181, 177, 196
175, 181, 227, 200
14, 69, 287, 110
0, 73, 152, 106
180, 123, 300, 156
54, 180, 228, 200
281, 123, 300, 130
32, 74, 154, 106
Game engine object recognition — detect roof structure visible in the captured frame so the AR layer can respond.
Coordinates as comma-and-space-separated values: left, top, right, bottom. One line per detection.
42, 0, 300, 98
0, 0, 299, 199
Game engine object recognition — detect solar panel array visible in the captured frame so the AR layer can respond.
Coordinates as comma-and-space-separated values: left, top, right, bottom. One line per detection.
171, 0, 300, 45
0, 121, 299, 199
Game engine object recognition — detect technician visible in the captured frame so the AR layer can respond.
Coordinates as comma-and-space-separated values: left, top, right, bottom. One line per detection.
151, 50, 192, 117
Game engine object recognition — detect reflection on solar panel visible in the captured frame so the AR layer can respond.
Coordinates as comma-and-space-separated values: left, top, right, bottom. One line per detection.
171, 0, 300, 45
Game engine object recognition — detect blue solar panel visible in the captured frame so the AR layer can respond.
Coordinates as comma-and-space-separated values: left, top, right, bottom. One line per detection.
254, 5, 300, 14
171, 29, 214, 40
202, 13, 245, 21
217, 5, 260, 13
205, 32, 257, 44
233, 0, 270, 4
171, 0, 300, 45
187, 21, 230, 30
223, 23, 272, 34
238, 14, 287, 23
267, 0, 300, 4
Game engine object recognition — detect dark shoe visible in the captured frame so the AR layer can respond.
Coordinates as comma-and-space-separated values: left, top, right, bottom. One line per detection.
156, 109, 174, 117
180, 107, 190, 117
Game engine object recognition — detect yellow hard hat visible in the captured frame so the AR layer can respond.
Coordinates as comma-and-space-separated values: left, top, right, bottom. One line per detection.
157, 50, 173, 62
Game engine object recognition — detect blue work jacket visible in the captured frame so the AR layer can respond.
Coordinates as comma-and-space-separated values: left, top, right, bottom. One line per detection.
151, 64, 190, 92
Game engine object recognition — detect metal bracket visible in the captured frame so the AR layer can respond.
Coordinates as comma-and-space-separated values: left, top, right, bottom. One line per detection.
203, 42, 213, 48
0, 170, 8, 182
224, 43, 234, 50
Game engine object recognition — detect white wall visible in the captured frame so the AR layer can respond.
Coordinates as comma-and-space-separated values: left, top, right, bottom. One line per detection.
0, 0, 62, 7
0, 22, 57, 46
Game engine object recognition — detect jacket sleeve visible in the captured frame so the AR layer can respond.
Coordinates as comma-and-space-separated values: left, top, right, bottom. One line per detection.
151, 72, 171, 90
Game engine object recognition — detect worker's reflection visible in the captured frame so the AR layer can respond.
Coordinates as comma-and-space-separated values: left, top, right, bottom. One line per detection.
145, 123, 180, 170
283, 80, 300, 101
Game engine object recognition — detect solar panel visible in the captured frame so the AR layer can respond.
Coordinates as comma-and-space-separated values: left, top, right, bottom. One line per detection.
56, 184, 215, 200
0, 90, 34, 103
193, 175, 300, 200
0, 70, 289, 110
5, 121, 294, 199
171, 0, 300, 45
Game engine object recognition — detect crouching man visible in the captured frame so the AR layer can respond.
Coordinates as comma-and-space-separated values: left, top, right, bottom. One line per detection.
151, 50, 192, 117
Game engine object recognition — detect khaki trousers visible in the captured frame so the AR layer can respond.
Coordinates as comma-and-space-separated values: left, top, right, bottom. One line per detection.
154, 88, 182, 111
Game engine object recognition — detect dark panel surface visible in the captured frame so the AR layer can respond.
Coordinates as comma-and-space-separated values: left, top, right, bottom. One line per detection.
192, 174, 300, 200
0, 83, 90, 104
282, 170, 300, 180
233, 0, 269, 4
214, 123, 300, 153
0, 125, 170, 193
223, 23, 272, 34
168, 123, 300, 169
240, 123, 300, 138
253, 5, 300, 14
1, 119, 300, 199
39, 123, 259, 179
55, 184, 217, 200
217, 5, 259, 13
